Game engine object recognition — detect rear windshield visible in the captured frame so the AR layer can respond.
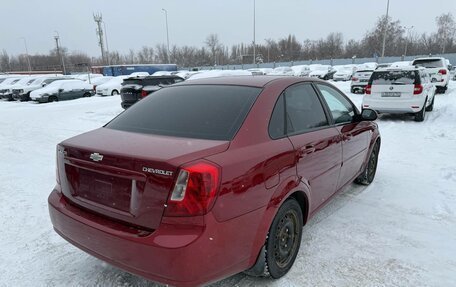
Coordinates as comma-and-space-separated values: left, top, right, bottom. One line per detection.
369, 71, 418, 85
412, 59, 444, 68
106, 85, 261, 140
122, 78, 143, 85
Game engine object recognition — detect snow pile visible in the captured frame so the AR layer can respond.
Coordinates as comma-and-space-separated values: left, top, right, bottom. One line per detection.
0, 81, 455, 286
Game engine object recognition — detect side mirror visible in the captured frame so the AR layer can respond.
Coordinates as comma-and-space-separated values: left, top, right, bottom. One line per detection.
58, 88, 64, 93
42, 83, 47, 87
361, 109, 377, 121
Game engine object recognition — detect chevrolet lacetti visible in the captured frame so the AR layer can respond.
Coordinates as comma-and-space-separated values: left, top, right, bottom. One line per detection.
48, 76, 381, 287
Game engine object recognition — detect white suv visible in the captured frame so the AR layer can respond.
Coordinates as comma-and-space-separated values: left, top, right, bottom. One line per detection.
411, 57, 450, 93
362, 66, 436, 122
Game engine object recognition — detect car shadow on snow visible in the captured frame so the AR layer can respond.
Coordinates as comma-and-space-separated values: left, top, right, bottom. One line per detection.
65, 182, 371, 287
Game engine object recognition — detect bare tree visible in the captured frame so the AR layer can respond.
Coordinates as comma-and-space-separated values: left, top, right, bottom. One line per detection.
205, 34, 222, 65
436, 13, 456, 53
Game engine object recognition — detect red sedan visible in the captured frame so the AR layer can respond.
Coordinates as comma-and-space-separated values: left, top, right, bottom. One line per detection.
48, 76, 380, 287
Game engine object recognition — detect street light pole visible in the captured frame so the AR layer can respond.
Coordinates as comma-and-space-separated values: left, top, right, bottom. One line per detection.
253, 0, 256, 65
162, 8, 170, 64
381, 0, 390, 59
54, 31, 67, 75
20, 37, 32, 72
103, 22, 111, 65
403, 26, 414, 57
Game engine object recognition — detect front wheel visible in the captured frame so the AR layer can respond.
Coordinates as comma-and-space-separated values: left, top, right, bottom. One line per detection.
111, 90, 119, 96
265, 199, 303, 279
355, 141, 379, 185
83, 92, 92, 98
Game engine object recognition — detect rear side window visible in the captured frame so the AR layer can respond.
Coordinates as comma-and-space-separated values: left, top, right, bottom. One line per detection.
369, 71, 418, 85
412, 59, 444, 68
284, 84, 328, 135
106, 85, 260, 141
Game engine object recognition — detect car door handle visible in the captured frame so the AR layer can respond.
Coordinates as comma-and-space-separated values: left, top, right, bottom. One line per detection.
343, 134, 353, 141
298, 145, 315, 158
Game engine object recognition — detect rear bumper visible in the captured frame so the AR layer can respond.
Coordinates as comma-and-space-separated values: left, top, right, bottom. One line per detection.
48, 189, 260, 287
362, 96, 425, 113
13, 93, 30, 101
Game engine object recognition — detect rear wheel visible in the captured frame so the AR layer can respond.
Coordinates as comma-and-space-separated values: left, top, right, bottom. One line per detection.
425, 96, 434, 112
355, 141, 379, 185
414, 101, 426, 122
48, 96, 58, 102
265, 199, 303, 278
83, 92, 92, 98
111, 90, 119, 96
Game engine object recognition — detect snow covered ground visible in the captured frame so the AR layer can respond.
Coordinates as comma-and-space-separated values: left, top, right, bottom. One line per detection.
1, 80, 455, 287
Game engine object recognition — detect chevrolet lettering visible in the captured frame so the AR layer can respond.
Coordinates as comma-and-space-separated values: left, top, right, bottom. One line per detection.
142, 167, 173, 176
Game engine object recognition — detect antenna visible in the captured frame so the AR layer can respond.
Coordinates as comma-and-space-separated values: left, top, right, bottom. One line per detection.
93, 13, 106, 64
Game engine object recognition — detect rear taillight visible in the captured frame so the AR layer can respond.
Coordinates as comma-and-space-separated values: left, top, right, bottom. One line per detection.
165, 161, 220, 217
438, 69, 447, 75
413, 84, 423, 95
365, 84, 372, 95
93, 85, 96, 91
56, 145, 65, 187
140, 90, 148, 98
352, 77, 359, 81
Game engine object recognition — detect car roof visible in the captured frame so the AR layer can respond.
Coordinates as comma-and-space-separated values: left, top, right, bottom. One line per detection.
171, 75, 325, 88
413, 57, 444, 61
375, 66, 424, 72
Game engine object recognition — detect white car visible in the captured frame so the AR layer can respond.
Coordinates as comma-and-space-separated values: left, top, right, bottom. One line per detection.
30, 79, 94, 103
12, 76, 67, 101
362, 66, 436, 122
333, 65, 356, 81
95, 76, 130, 96
308, 65, 335, 80
0, 76, 36, 101
89, 76, 113, 90
291, 65, 311, 77
412, 57, 450, 93
73, 73, 104, 82
269, 66, 294, 76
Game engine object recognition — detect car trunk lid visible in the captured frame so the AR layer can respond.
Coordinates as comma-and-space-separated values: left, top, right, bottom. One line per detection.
57, 128, 230, 230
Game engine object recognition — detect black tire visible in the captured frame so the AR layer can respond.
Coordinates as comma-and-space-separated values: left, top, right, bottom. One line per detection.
111, 89, 119, 96
48, 96, 58, 102
355, 141, 380, 185
425, 96, 434, 112
83, 92, 92, 98
414, 101, 426, 122
265, 199, 303, 279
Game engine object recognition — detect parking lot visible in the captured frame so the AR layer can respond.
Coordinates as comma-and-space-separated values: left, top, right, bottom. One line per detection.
0, 80, 455, 286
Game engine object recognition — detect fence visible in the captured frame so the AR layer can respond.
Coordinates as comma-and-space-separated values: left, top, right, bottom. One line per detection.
194, 53, 456, 71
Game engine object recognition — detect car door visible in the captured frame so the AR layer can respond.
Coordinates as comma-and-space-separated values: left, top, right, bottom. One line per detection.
70, 82, 84, 99
315, 83, 370, 189
283, 83, 342, 212
58, 83, 73, 100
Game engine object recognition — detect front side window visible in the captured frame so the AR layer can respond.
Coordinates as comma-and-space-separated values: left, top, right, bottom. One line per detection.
284, 84, 328, 135
317, 84, 355, 124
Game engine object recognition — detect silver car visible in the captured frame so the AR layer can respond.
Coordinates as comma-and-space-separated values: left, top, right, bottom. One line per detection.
351, 69, 374, 93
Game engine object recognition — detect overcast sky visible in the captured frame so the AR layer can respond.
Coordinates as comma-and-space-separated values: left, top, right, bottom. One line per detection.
1, 0, 455, 58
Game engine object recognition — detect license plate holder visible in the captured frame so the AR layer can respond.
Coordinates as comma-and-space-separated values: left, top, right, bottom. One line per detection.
381, 92, 401, 97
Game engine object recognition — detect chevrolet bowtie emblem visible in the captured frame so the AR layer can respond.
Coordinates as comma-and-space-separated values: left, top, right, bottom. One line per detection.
90, 152, 104, 162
